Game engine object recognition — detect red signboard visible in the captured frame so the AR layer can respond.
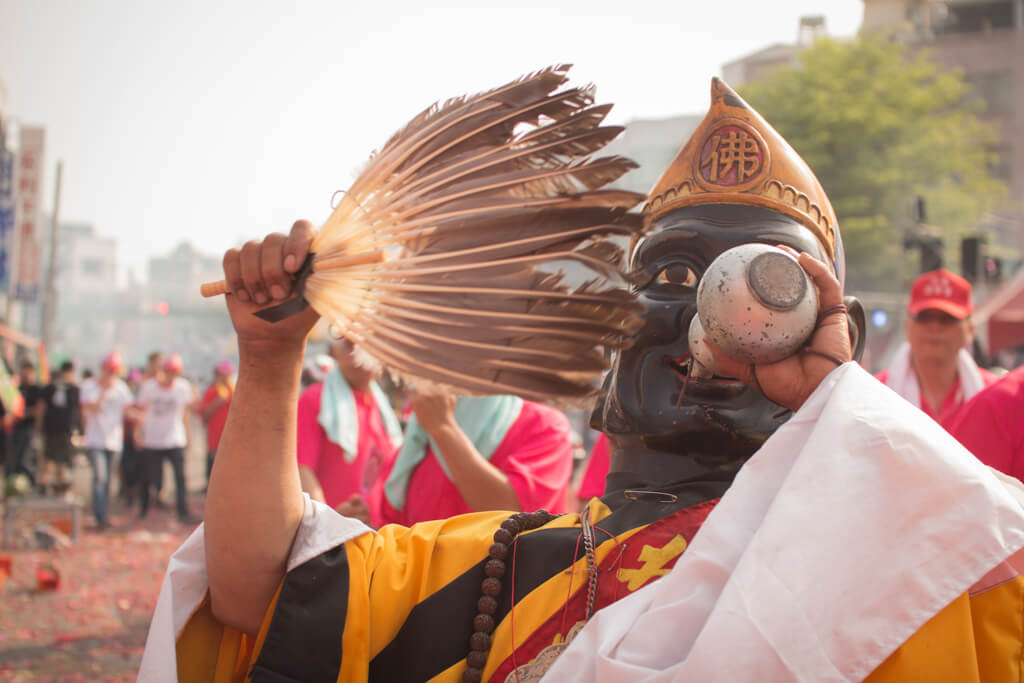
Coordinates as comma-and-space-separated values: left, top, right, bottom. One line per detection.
14, 126, 44, 301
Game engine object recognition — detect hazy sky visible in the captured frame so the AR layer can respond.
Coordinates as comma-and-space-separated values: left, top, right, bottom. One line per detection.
0, 0, 862, 283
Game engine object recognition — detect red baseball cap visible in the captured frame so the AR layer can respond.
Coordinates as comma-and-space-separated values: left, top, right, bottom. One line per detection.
162, 353, 184, 374
101, 351, 123, 373
908, 269, 972, 319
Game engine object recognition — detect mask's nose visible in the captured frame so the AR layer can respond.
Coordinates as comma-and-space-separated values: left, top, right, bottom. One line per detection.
632, 298, 689, 346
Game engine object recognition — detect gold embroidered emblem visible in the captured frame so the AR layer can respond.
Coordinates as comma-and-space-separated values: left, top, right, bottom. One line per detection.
616, 535, 688, 591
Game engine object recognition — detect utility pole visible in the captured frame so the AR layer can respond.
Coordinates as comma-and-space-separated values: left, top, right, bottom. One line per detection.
41, 160, 61, 353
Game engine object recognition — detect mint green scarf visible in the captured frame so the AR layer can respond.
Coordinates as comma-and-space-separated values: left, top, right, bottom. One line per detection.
317, 367, 403, 462
384, 395, 523, 510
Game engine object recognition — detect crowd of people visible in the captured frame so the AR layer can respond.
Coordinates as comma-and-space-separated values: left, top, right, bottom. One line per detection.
0, 350, 233, 528
0, 334, 583, 535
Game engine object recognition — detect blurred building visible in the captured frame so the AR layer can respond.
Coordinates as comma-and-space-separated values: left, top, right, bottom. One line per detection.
0, 114, 14, 323
863, 0, 1024, 251
54, 221, 117, 303
724, 3, 1023, 256
40, 231, 234, 378
37, 220, 119, 367
140, 242, 235, 382
147, 241, 222, 310
722, 15, 829, 86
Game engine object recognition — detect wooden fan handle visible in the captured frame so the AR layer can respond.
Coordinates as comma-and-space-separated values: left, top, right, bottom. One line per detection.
199, 249, 387, 298
200, 280, 231, 298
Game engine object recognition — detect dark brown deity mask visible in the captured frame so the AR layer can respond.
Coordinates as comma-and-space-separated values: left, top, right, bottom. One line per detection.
592, 203, 865, 474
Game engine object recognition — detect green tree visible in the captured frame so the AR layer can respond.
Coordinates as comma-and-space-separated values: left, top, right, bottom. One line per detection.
740, 36, 1006, 291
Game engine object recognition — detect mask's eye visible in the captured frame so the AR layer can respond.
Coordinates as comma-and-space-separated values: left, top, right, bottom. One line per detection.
655, 264, 699, 287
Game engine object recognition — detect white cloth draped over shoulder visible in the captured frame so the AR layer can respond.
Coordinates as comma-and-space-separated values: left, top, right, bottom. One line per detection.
137, 495, 371, 682
882, 341, 986, 408
540, 363, 1024, 683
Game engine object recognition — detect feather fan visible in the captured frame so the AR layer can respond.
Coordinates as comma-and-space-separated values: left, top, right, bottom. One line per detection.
202, 64, 646, 405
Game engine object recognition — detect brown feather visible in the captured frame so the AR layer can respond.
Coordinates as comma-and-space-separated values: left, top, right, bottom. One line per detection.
282, 66, 651, 405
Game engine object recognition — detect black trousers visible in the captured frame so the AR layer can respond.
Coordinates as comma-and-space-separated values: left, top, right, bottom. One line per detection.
139, 447, 188, 518
6, 423, 36, 485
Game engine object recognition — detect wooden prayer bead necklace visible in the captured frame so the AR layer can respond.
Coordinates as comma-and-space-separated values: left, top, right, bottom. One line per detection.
462, 509, 557, 683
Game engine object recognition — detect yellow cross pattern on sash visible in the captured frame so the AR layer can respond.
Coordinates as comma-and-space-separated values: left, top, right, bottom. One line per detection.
616, 535, 689, 591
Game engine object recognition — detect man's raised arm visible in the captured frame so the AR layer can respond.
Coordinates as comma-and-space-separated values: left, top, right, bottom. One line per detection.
204, 221, 320, 635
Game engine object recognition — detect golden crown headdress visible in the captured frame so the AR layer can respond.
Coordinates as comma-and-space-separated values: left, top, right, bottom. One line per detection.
644, 78, 841, 270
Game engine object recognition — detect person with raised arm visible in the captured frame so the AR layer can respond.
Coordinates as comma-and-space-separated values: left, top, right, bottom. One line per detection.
142, 80, 1024, 683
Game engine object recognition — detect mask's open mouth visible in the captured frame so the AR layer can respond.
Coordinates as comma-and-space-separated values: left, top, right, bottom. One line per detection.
664, 353, 742, 385
664, 353, 747, 406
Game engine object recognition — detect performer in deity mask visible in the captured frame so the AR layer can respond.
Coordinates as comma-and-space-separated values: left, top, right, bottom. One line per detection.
140, 80, 1024, 683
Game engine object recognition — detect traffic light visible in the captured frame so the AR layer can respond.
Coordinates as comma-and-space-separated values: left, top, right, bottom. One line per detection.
920, 237, 943, 273
962, 235, 1017, 285
903, 234, 943, 273
961, 236, 983, 283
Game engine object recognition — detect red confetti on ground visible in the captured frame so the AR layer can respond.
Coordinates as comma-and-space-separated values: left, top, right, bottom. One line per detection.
0, 494, 202, 681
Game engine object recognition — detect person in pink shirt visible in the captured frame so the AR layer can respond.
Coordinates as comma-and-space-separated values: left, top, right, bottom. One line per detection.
296, 337, 402, 511
875, 269, 996, 430
199, 360, 235, 483
365, 388, 573, 527
950, 365, 1024, 481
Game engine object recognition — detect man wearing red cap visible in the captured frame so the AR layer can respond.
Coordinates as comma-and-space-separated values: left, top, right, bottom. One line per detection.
136, 353, 198, 523
80, 352, 134, 529
876, 268, 996, 430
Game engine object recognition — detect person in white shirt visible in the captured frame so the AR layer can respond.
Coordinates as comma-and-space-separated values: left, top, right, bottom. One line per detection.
136, 353, 197, 523
80, 351, 134, 529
